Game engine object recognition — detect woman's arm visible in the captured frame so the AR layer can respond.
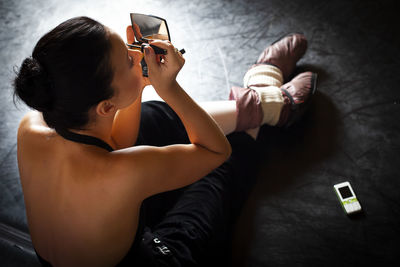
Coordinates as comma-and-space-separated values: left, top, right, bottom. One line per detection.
145, 40, 232, 158
106, 41, 231, 200
159, 80, 232, 156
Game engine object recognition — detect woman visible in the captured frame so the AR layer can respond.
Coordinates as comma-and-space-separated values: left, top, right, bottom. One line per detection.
14, 16, 316, 266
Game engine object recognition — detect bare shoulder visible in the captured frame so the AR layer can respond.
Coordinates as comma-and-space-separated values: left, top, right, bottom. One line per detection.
17, 111, 56, 142
16, 111, 137, 190
19, 110, 47, 129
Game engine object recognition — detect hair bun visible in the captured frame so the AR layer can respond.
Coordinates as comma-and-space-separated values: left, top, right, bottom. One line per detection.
13, 57, 54, 112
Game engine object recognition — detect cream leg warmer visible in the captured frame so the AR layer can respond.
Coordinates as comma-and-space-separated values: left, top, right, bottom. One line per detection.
243, 64, 284, 88
243, 64, 285, 126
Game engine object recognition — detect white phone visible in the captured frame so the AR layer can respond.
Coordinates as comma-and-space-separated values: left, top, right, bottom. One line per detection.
333, 181, 362, 215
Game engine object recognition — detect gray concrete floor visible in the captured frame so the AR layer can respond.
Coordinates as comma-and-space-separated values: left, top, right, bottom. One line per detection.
1, 0, 399, 266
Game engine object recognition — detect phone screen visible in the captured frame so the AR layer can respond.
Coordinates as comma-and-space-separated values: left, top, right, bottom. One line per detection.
339, 186, 353, 199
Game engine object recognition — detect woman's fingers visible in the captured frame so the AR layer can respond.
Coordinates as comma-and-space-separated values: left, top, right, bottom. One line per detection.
126, 25, 135, 44
126, 23, 143, 44
132, 23, 143, 40
143, 46, 157, 69
148, 40, 175, 53
144, 40, 184, 83
127, 48, 143, 62
148, 40, 184, 63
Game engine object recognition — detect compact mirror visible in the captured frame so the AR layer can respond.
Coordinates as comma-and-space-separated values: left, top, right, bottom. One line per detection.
128, 13, 185, 77
130, 13, 170, 42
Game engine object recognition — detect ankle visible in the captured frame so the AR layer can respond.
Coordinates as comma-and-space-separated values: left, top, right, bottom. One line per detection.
252, 86, 284, 126
229, 85, 285, 131
229, 86, 263, 132
275, 93, 291, 127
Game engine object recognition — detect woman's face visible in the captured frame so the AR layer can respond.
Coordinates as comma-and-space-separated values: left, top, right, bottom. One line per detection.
108, 29, 144, 109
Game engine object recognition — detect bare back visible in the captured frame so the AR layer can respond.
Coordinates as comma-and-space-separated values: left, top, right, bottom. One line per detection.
17, 111, 144, 266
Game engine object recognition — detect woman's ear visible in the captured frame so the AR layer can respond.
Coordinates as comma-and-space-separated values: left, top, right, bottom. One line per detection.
95, 100, 117, 117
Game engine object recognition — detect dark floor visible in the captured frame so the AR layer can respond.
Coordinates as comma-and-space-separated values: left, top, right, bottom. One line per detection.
1, 0, 400, 266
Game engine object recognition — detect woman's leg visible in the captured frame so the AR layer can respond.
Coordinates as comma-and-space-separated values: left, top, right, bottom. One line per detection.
199, 34, 317, 141
141, 88, 259, 138
199, 100, 260, 140
132, 101, 260, 266
151, 131, 260, 266
136, 100, 259, 229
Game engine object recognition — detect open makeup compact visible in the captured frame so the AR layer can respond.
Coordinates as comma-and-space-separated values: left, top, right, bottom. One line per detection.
127, 13, 185, 77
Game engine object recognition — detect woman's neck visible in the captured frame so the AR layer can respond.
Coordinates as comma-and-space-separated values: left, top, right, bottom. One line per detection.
69, 112, 117, 149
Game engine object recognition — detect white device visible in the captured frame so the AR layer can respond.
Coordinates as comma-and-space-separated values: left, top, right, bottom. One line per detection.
333, 181, 362, 215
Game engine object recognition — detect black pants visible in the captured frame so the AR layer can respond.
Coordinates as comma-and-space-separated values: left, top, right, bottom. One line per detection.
120, 101, 260, 266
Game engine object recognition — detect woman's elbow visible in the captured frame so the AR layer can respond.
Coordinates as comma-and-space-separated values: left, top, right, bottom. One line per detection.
221, 141, 232, 161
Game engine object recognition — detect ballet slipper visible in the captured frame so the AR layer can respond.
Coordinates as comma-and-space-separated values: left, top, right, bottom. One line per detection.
276, 71, 318, 127
251, 33, 308, 82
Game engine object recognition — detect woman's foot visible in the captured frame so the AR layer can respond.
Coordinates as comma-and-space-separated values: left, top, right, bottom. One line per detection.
276, 71, 318, 127
230, 71, 317, 130
230, 34, 314, 131
252, 33, 308, 82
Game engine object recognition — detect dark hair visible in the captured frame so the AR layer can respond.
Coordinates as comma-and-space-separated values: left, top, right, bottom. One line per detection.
13, 16, 114, 131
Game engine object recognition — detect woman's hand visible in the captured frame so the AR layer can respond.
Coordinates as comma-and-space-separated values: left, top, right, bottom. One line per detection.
126, 25, 150, 88
143, 40, 185, 94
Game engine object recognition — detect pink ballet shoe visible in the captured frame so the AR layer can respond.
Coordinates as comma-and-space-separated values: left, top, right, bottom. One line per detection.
252, 33, 308, 82
276, 71, 317, 127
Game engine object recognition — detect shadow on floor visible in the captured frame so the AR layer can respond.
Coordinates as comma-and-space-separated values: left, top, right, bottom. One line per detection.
231, 66, 341, 266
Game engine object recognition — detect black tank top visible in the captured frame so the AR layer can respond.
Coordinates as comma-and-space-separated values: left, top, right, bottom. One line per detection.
35, 128, 146, 266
